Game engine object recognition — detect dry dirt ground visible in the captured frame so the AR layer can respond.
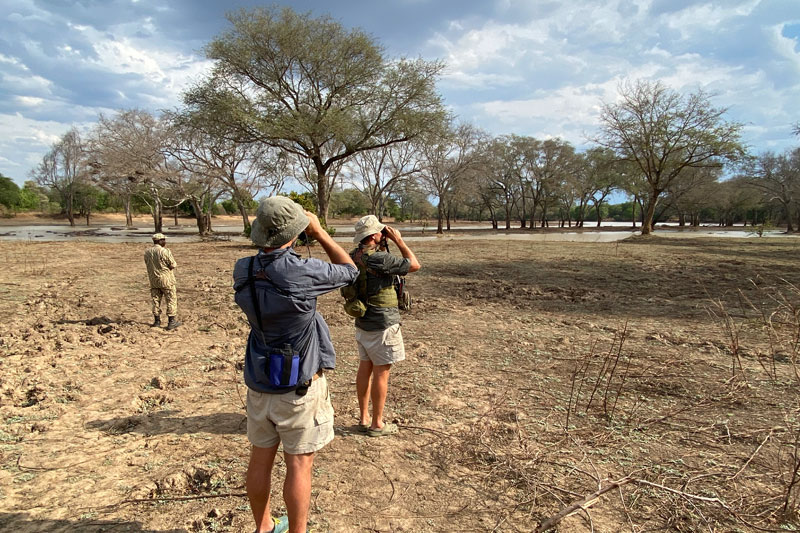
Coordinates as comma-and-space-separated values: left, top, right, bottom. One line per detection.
2, 234, 800, 532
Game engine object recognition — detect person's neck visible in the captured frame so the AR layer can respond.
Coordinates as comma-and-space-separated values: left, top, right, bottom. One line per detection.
262, 242, 294, 253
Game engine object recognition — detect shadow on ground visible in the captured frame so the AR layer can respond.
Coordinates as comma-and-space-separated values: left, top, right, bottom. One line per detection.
0, 513, 186, 533
85, 412, 246, 436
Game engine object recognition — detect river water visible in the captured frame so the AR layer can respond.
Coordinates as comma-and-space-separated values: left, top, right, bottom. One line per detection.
0, 222, 791, 244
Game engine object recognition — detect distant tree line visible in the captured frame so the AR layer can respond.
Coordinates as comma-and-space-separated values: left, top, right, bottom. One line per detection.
9, 7, 799, 235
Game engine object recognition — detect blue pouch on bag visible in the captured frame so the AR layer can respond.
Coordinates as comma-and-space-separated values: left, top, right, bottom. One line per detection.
269, 344, 300, 388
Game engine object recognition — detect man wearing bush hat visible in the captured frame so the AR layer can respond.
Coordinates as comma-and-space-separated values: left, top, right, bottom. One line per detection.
233, 196, 357, 533
143, 232, 179, 330
349, 215, 420, 437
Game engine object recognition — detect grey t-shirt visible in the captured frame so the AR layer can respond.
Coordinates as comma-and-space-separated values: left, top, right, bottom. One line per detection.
354, 250, 411, 332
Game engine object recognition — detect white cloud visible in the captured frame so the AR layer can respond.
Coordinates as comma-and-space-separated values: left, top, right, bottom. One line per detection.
469, 81, 620, 146
0, 53, 26, 67
0, 113, 66, 178
3, 71, 55, 97
770, 22, 800, 72
663, 1, 760, 40
15, 96, 45, 106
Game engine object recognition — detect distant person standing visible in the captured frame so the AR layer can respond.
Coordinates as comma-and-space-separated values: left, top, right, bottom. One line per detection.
349, 215, 420, 437
144, 233, 180, 330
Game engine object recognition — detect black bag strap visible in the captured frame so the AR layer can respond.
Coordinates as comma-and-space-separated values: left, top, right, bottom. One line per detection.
248, 256, 265, 334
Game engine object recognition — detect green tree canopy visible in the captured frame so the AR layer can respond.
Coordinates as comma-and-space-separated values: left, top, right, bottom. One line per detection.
330, 188, 369, 218
0, 175, 21, 209
596, 79, 746, 234
183, 6, 445, 223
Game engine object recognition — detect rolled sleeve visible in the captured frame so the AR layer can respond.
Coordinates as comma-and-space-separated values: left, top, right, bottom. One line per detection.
302, 260, 358, 298
366, 253, 410, 276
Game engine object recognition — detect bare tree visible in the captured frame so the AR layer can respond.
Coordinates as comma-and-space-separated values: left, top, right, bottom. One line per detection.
346, 141, 422, 220
516, 137, 575, 228
483, 136, 522, 230
554, 170, 580, 228
418, 121, 483, 234
711, 176, 762, 227
596, 79, 745, 234
747, 149, 800, 232
582, 148, 622, 227
163, 113, 284, 233
86, 110, 180, 232
31, 128, 86, 226
666, 167, 719, 226
87, 111, 148, 227
392, 179, 432, 224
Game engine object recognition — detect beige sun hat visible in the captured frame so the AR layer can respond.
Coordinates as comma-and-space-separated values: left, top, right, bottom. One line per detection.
353, 215, 385, 243
152, 233, 166, 241
250, 196, 308, 248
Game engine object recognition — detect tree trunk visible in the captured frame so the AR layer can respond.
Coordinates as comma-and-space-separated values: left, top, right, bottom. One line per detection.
783, 202, 794, 232
153, 197, 163, 233
190, 198, 207, 236
66, 194, 75, 227
316, 167, 331, 225
641, 193, 659, 235
173, 207, 178, 227
237, 198, 251, 233
436, 203, 444, 234
679, 213, 686, 226
124, 196, 133, 227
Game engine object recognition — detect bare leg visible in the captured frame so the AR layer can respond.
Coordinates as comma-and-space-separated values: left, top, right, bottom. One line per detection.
370, 364, 392, 429
247, 444, 279, 533
356, 359, 373, 426
284, 451, 315, 533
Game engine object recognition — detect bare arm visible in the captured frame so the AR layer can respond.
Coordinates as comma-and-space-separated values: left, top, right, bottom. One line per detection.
304, 211, 355, 267
383, 226, 420, 273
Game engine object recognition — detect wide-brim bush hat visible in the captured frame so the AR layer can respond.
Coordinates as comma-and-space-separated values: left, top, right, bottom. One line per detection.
353, 215, 385, 243
152, 233, 166, 241
250, 196, 308, 248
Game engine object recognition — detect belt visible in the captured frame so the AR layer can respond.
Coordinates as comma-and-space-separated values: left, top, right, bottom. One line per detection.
296, 370, 323, 397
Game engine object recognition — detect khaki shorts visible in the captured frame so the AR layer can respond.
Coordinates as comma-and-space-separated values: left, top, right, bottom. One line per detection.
246, 375, 334, 455
356, 324, 406, 366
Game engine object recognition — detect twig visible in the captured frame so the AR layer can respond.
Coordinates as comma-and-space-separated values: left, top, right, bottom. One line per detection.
729, 429, 773, 481
617, 484, 636, 533
535, 476, 632, 532
120, 492, 247, 505
399, 424, 455, 439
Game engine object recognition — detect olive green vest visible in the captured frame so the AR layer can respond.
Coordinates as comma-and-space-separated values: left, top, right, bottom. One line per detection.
355, 248, 398, 308
341, 248, 397, 317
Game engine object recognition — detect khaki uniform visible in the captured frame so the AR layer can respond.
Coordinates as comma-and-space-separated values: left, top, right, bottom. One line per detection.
144, 244, 177, 316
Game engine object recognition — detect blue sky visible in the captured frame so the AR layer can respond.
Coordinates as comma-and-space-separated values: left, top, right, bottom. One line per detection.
1, 0, 799, 186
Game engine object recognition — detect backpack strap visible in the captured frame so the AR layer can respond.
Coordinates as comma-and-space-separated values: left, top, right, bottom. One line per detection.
248, 256, 265, 334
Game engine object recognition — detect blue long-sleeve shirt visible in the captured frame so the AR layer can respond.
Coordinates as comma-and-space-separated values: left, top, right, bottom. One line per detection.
233, 247, 358, 393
